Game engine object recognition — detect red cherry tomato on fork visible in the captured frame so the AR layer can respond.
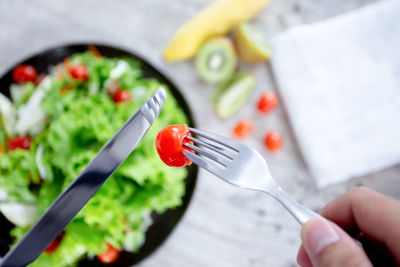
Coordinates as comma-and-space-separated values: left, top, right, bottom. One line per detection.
7, 136, 32, 151
156, 124, 192, 167
97, 243, 120, 264
113, 89, 132, 103
12, 64, 37, 83
257, 92, 278, 114
69, 64, 89, 81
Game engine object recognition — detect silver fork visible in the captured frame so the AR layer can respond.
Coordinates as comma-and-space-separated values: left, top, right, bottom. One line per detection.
183, 127, 321, 225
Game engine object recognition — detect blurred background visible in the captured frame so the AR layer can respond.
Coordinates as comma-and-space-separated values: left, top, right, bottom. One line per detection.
1, 0, 399, 266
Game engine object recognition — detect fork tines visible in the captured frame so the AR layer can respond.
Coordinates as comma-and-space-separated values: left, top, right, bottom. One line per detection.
183, 128, 240, 174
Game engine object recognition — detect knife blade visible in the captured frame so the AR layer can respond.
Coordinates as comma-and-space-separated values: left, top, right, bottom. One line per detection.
0, 87, 167, 267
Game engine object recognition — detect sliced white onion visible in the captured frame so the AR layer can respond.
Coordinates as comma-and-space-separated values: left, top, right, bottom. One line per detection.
123, 212, 151, 252
0, 202, 36, 227
37, 76, 52, 91
103, 60, 130, 90
0, 188, 7, 202
0, 93, 17, 136
36, 143, 47, 180
16, 76, 52, 136
9, 84, 25, 103
122, 232, 137, 252
131, 86, 147, 101
139, 211, 153, 232
15, 89, 46, 136
110, 60, 129, 80
88, 81, 99, 95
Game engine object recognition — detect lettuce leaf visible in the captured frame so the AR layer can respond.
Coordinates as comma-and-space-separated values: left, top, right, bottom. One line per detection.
0, 150, 39, 203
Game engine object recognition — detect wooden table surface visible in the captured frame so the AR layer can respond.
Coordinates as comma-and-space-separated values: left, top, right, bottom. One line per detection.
1, 0, 398, 266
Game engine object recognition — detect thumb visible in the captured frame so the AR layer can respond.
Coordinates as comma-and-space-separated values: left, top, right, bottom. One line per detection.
301, 218, 372, 267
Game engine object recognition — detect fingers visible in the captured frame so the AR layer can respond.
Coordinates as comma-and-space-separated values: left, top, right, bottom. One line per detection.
297, 245, 312, 267
320, 187, 400, 262
301, 218, 372, 267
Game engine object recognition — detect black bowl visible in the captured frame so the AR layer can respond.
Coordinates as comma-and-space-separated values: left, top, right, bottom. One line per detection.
0, 44, 197, 266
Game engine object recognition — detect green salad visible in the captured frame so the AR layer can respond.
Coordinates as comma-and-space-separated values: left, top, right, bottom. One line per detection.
0, 51, 188, 266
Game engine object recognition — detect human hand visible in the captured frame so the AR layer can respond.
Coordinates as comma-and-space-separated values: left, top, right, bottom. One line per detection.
297, 187, 400, 267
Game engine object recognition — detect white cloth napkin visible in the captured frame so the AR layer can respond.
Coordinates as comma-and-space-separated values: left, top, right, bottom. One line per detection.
270, 0, 400, 187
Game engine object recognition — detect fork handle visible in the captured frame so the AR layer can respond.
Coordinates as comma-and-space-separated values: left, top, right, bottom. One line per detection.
273, 187, 322, 225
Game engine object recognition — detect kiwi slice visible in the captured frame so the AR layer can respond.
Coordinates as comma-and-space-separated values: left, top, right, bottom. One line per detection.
233, 23, 272, 63
195, 37, 237, 83
212, 72, 255, 118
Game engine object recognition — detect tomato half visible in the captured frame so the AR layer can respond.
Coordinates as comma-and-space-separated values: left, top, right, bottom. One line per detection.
264, 130, 283, 152
7, 136, 32, 151
69, 64, 89, 81
257, 92, 278, 114
12, 64, 37, 83
45, 231, 65, 253
97, 243, 120, 264
233, 120, 253, 140
156, 124, 192, 167
113, 89, 132, 103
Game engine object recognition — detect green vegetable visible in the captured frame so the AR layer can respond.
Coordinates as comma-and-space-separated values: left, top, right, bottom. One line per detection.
212, 72, 255, 118
0, 150, 39, 203
0, 51, 189, 267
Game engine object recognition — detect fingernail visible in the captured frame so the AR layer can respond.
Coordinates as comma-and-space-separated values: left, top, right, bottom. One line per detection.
303, 219, 340, 257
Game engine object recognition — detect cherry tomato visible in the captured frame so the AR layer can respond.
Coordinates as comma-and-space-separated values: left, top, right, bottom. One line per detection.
233, 120, 253, 140
45, 231, 65, 253
113, 89, 132, 103
156, 124, 192, 167
257, 92, 278, 114
12, 64, 37, 83
264, 130, 283, 152
69, 64, 89, 81
7, 136, 32, 151
0, 144, 4, 154
97, 243, 120, 264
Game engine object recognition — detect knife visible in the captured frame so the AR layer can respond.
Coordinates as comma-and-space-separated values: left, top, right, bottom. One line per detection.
0, 87, 167, 267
